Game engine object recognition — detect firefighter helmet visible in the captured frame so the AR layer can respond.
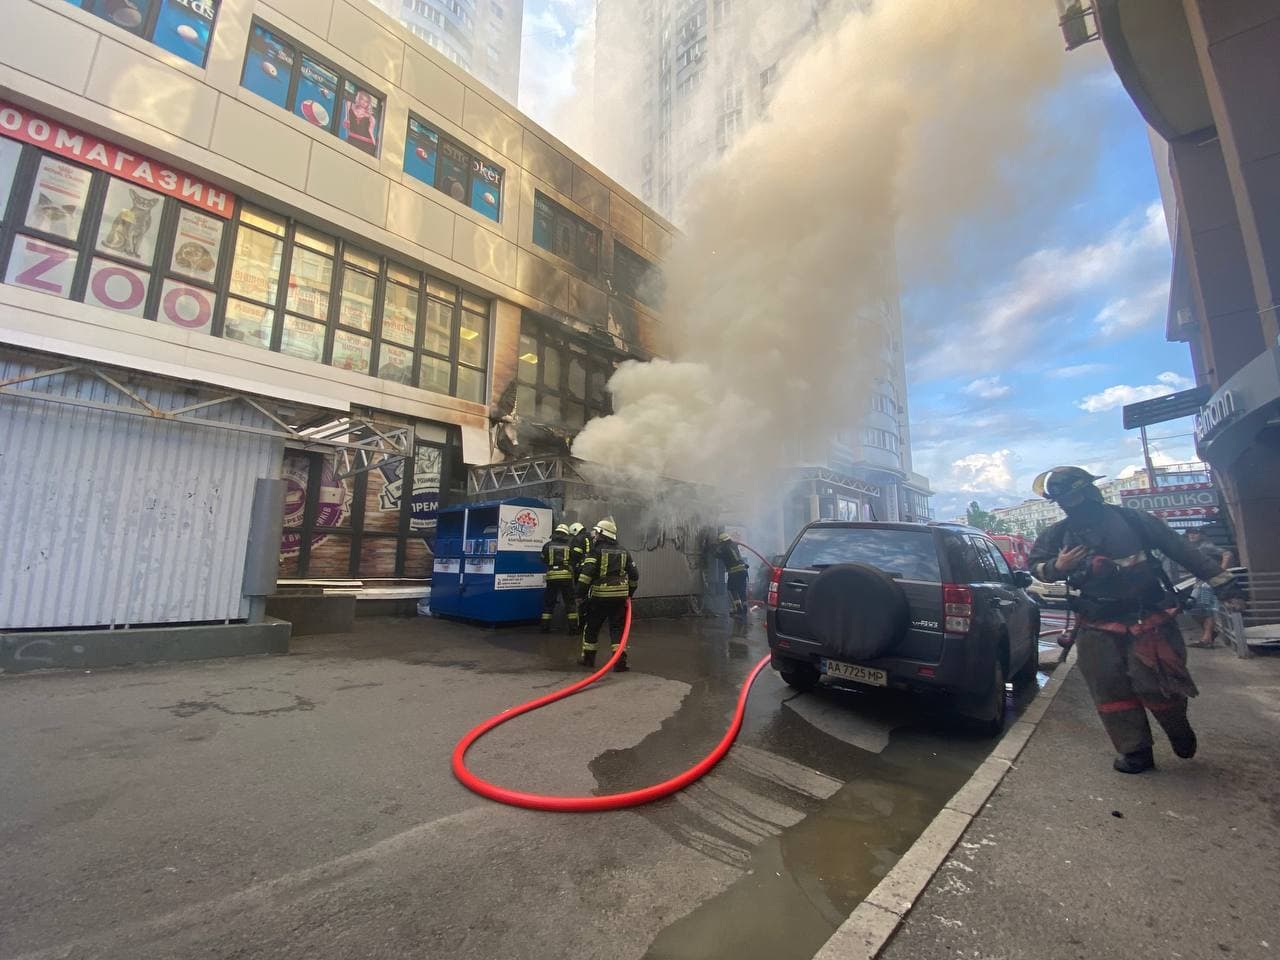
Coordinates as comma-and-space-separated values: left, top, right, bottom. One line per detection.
568, 522, 584, 536
554, 523, 570, 536
594, 518, 618, 541
718, 531, 732, 542
1033, 466, 1104, 504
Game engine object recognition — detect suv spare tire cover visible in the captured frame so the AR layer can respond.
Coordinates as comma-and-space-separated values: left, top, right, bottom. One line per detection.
805, 563, 910, 661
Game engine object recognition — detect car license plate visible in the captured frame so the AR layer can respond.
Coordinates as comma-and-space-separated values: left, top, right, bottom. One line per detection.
822, 659, 888, 687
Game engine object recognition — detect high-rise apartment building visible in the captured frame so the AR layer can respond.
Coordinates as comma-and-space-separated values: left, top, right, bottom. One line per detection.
366, 0, 522, 102
593, 0, 931, 531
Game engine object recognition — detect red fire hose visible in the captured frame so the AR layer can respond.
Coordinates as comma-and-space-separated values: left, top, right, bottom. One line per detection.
452, 599, 773, 812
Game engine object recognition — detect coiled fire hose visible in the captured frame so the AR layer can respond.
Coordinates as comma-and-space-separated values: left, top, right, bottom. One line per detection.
452, 545, 779, 812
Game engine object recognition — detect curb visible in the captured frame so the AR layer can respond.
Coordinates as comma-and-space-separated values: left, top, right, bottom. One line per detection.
813, 649, 1079, 960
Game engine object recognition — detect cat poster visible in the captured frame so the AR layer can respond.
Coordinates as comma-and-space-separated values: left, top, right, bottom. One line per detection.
25, 157, 91, 241
169, 208, 223, 283
97, 178, 163, 265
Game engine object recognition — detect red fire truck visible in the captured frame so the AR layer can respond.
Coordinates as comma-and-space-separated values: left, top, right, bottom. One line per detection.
988, 533, 1032, 572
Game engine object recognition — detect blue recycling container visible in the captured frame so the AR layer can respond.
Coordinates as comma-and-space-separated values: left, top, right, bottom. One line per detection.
429, 498, 553, 624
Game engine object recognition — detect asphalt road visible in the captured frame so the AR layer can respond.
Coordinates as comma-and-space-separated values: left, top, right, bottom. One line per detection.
0, 615, 1061, 960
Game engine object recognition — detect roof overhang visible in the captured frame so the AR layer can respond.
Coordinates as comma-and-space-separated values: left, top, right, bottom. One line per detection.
1095, 0, 1213, 141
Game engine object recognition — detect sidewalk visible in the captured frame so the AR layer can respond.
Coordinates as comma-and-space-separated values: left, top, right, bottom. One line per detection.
874, 644, 1280, 960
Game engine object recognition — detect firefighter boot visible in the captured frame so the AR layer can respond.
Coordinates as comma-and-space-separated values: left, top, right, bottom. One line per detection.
614, 651, 629, 673
1113, 747, 1155, 774
579, 650, 596, 669
1171, 730, 1198, 759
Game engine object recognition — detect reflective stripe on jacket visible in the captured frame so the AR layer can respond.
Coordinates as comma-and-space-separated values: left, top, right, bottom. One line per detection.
578, 545, 640, 599
541, 541, 574, 581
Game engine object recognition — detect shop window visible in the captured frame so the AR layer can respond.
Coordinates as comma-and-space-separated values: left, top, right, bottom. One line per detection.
241, 21, 384, 157
0, 120, 231, 331
516, 316, 618, 428
219, 208, 489, 399
531, 191, 600, 275
278, 441, 448, 579
612, 241, 663, 309
404, 116, 503, 222
64, 0, 221, 68
0, 111, 488, 403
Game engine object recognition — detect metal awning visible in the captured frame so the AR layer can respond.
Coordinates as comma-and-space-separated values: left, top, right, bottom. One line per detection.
0, 352, 411, 479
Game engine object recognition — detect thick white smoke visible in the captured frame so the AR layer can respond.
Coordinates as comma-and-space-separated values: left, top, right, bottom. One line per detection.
571, 0, 1067, 504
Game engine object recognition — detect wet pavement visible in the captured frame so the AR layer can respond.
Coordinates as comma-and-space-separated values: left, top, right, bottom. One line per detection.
0, 614, 1063, 960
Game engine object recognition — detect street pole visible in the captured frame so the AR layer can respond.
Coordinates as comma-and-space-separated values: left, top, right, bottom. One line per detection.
1140, 425, 1157, 489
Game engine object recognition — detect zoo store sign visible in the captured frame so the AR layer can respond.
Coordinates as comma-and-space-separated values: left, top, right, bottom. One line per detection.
0, 103, 235, 334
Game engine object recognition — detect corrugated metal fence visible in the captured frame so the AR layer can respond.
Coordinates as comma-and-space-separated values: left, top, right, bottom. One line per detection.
0, 358, 283, 629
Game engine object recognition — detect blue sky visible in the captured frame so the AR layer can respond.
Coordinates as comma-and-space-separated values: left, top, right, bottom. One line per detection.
518, 5, 1198, 521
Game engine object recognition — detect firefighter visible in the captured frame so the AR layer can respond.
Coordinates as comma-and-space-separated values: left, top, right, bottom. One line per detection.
576, 518, 639, 672
1027, 466, 1239, 774
713, 532, 750, 620
539, 523, 577, 633
568, 522, 590, 574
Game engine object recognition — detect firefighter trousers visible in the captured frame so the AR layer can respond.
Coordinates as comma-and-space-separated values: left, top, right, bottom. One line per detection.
726, 570, 749, 617
1075, 623, 1195, 755
542, 579, 577, 627
580, 597, 628, 654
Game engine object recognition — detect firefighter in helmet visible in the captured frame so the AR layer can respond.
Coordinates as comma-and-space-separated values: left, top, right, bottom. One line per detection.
568, 522, 590, 575
576, 518, 639, 672
1027, 466, 1239, 774
539, 523, 577, 633
713, 531, 750, 620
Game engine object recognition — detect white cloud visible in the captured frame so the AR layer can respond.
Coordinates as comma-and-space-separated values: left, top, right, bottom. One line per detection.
1047, 362, 1108, 379
518, 0, 594, 129
963, 376, 1011, 400
950, 449, 1016, 494
1076, 371, 1193, 413
1093, 280, 1169, 338
913, 202, 1170, 380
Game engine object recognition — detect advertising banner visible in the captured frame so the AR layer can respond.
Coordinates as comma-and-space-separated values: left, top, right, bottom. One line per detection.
497, 504, 552, 553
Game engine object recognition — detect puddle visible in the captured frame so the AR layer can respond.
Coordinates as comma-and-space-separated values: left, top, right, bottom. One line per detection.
585, 619, 1051, 960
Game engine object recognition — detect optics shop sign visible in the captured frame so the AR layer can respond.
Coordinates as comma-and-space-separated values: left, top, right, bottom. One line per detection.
0, 102, 234, 218
1121, 483, 1220, 519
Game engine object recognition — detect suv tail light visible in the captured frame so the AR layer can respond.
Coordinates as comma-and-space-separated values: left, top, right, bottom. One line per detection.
767, 565, 782, 609
943, 584, 972, 634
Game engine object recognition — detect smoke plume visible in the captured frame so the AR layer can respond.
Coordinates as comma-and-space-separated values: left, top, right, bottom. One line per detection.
571, 0, 1066, 506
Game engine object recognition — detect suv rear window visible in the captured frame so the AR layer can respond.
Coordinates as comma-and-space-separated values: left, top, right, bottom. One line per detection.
786, 527, 941, 582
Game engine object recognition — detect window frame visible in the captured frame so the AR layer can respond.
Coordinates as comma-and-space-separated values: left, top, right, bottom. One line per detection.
531, 191, 601, 275
0, 139, 233, 331
403, 115, 504, 223
516, 315, 618, 429
64, 0, 222, 68
240, 18, 385, 158
611, 240, 663, 309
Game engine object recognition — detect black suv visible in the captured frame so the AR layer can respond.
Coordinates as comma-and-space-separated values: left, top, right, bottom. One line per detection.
766, 521, 1041, 736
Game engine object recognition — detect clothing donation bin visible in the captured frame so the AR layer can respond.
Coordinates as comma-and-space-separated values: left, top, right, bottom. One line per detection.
429, 498, 552, 624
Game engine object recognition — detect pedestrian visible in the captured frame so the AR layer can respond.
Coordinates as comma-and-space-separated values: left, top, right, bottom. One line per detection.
713, 531, 750, 621
1028, 466, 1239, 774
539, 523, 577, 634
1184, 527, 1231, 649
576, 518, 639, 672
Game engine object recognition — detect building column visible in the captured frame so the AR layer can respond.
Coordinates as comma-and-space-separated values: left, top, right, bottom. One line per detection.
1170, 134, 1266, 387
1214, 434, 1280, 575
1183, 1, 1280, 351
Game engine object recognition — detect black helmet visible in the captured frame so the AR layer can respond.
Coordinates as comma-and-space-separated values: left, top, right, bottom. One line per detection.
1033, 466, 1103, 504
